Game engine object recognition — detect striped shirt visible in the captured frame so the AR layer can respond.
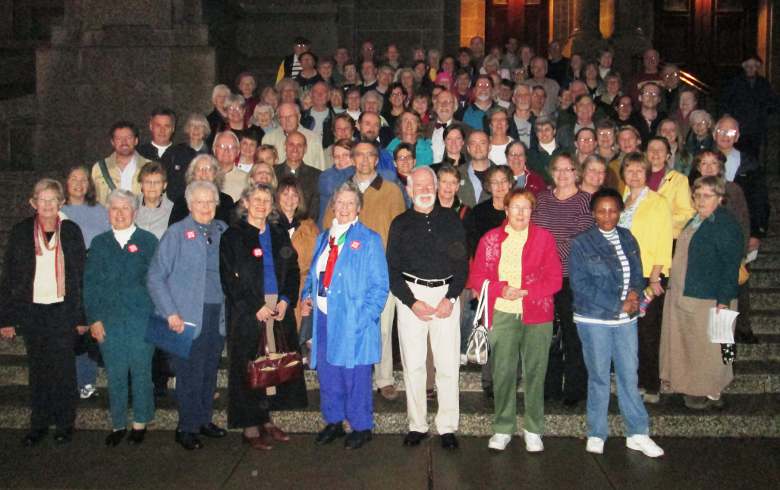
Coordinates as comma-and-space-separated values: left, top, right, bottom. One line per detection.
573, 228, 633, 326
531, 189, 594, 276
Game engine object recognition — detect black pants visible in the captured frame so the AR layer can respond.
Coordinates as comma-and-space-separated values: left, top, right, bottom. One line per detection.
736, 277, 753, 336
637, 276, 668, 393
23, 304, 78, 431
544, 278, 587, 401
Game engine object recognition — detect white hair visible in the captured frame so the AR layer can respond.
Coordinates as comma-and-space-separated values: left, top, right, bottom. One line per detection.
185, 181, 220, 208
106, 189, 137, 211
406, 166, 438, 190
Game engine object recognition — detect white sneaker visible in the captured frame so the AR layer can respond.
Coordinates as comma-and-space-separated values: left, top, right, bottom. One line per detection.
586, 437, 604, 454
79, 384, 97, 400
626, 434, 664, 458
488, 433, 512, 451
523, 429, 544, 452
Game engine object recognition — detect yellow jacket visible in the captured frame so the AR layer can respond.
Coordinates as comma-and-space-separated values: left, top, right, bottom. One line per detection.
627, 190, 673, 277
657, 169, 695, 238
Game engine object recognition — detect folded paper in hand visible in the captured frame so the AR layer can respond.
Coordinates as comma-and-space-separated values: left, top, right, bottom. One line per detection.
707, 307, 739, 344
144, 315, 195, 359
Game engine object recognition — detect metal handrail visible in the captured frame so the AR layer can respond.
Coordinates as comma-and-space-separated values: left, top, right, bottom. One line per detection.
678, 69, 713, 95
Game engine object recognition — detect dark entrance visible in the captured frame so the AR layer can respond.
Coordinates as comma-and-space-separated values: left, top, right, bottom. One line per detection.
485, 0, 550, 56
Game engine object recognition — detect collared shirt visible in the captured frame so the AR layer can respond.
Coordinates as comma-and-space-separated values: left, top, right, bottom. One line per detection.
513, 115, 533, 147
112, 224, 137, 248
431, 119, 453, 163
724, 149, 740, 182
151, 142, 172, 159
119, 156, 138, 192
386, 205, 468, 307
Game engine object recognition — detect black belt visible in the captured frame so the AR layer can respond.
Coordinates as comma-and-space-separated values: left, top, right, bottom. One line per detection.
402, 273, 452, 288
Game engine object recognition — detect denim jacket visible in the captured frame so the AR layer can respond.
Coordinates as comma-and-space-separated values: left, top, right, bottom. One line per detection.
569, 225, 645, 320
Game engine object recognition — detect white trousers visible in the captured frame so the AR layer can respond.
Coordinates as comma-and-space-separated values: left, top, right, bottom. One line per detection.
373, 293, 396, 388
396, 281, 460, 434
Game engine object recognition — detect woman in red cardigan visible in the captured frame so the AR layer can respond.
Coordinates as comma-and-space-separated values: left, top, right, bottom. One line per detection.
467, 188, 562, 452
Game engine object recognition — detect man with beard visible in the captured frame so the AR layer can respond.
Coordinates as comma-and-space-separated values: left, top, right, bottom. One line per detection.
387, 166, 468, 450
92, 121, 151, 205
455, 75, 496, 131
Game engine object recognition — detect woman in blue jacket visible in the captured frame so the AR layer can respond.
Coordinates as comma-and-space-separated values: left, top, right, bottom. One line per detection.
300, 180, 389, 450
569, 188, 664, 458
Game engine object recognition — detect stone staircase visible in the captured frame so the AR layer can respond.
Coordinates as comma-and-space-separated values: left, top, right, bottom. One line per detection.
0, 182, 778, 438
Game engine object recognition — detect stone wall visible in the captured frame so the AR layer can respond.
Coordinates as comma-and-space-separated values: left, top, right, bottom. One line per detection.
210, 0, 462, 88
33, 0, 216, 172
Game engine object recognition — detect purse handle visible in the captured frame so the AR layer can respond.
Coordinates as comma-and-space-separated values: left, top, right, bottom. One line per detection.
473, 280, 489, 329
255, 295, 295, 356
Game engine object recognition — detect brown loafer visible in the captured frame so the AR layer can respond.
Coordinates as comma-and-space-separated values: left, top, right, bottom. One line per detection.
242, 434, 272, 451
263, 424, 290, 442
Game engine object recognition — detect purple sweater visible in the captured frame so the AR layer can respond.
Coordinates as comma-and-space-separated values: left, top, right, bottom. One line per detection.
531, 189, 594, 276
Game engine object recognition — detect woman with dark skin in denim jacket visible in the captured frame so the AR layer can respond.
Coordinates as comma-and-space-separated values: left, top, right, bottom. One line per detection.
569, 188, 664, 458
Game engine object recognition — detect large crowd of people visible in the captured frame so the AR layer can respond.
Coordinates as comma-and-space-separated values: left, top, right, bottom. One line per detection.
0, 34, 775, 458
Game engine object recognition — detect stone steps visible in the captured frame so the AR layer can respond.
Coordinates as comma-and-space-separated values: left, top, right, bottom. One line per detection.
0, 385, 775, 438
0, 355, 777, 395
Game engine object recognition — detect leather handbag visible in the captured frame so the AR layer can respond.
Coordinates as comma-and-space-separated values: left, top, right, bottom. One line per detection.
466, 280, 490, 365
247, 318, 303, 391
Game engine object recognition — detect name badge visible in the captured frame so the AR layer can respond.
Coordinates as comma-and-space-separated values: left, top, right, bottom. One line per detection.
350, 240, 361, 250
185, 230, 196, 240
127, 244, 139, 253
252, 247, 263, 258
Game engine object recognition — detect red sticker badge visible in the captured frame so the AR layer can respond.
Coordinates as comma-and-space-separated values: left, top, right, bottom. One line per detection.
127, 244, 139, 253
185, 230, 196, 240
252, 247, 263, 257
350, 240, 361, 250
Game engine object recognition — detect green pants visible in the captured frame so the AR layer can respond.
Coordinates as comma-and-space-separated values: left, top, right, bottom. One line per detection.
99, 323, 155, 429
489, 311, 552, 435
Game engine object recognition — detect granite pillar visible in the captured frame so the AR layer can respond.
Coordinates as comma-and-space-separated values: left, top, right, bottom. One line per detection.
566, 0, 606, 59
33, 0, 215, 171
610, 0, 652, 77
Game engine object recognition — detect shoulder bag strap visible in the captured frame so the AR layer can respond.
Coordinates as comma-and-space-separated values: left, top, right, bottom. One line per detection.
98, 159, 116, 192
473, 280, 489, 329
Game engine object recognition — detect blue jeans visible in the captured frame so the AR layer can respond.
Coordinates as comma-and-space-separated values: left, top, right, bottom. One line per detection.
76, 353, 97, 389
576, 320, 649, 440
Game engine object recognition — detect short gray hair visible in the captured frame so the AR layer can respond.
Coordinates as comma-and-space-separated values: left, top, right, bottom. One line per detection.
407, 166, 438, 190
185, 181, 220, 208
693, 175, 726, 198
329, 180, 363, 213
184, 113, 211, 138
211, 84, 230, 104
186, 153, 225, 189
106, 189, 137, 211
211, 130, 240, 155
361, 90, 385, 113
223, 93, 245, 112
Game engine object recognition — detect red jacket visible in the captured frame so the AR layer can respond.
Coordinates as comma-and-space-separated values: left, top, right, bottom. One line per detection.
467, 222, 562, 326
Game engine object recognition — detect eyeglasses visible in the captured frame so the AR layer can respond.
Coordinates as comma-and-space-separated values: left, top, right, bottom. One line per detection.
641, 92, 660, 98
578, 137, 595, 143
553, 167, 575, 173
508, 205, 532, 213
715, 129, 738, 138
216, 144, 238, 151
396, 155, 414, 161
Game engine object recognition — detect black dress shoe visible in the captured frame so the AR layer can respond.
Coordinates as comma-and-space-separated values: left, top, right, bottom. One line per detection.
403, 431, 429, 446
199, 423, 227, 438
735, 331, 760, 344
315, 423, 346, 445
22, 428, 48, 447
440, 433, 459, 450
53, 427, 74, 445
175, 431, 203, 450
105, 429, 127, 447
344, 430, 372, 450
127, 428, 146, 445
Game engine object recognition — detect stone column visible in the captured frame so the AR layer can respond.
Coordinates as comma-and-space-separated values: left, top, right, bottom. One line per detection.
566, 0, 606, 59
34, 0, 216, 171
610, 0, 652, 77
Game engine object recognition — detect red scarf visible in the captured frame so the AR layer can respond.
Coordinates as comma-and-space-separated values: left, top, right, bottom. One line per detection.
33, 215, 65, 298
